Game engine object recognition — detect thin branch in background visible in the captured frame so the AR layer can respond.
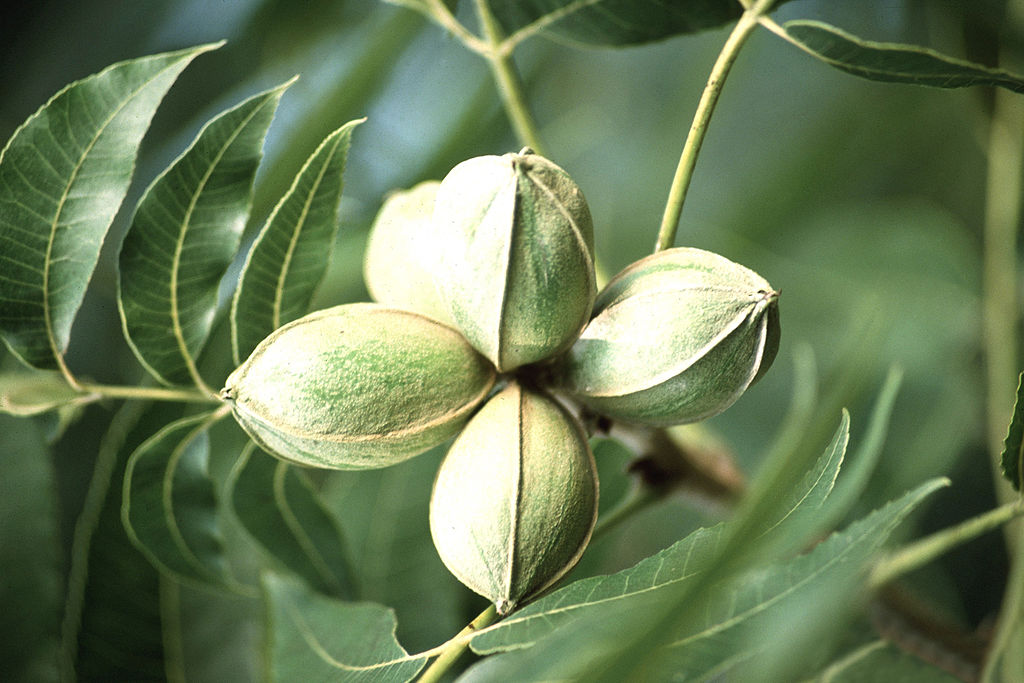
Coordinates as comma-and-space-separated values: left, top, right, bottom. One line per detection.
502, 0, 604, 54
981, 1, 1024, 679
654, 0, 777, 252
473, 0, 548, 155
385, 0, 489, 54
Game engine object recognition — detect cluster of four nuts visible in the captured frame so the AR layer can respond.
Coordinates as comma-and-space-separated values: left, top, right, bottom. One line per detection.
223, 149, 779, 614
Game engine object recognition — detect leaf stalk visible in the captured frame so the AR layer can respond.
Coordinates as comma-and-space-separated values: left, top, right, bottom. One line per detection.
981, 3, 1024, 677
869, 500, 1024, 590
75, 382, 222, 404
654, 0, 776, 252
417, 604, 499, 682
473, 0, 548, 155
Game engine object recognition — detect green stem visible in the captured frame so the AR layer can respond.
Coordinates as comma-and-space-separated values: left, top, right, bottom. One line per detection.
985, 555, 1024, 682
419, 0, 488, 54
981, 2, 1024, 677
75, 382, 221, 404
654, 0, 775, 252
160, 576, 187, 683
417, 604, 499, 683
474, 0, 548, 156
983, 70, 1024, 515
869, 501, 1024, 590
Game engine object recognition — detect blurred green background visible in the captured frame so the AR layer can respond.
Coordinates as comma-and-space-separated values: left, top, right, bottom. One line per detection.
1, 0, 1016, 679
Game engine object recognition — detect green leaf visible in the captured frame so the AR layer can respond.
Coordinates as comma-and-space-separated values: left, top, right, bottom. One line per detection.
465, 479, 948, 681
470, 524, 725, 655
812, 640, 962, 682
227, 441, 355, 597
590, 436, 634, 516
118, 81, 291, 388
753, 409, 848, 547
231, 119, 363, 364
0, 415, 61, 682
825, 367, 904, 520
262, 572, 428, 682
486, 0, 792, 46
0, 44, 219, 371
0, 369, 92, 415
1000, 371, 1024, 491
651, 480, 949, 681
67, 402, 174, 680
781, 20, 1024, 93
122, 411, 235, 587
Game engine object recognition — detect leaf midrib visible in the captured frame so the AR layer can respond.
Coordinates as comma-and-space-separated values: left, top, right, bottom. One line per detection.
666, 484, 943, 650
474, 526, 716, 648
786, 20, 1024, 85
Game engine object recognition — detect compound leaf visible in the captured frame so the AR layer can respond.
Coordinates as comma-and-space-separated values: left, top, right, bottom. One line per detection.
118, 81, 290, 388
464, 479, 947, 681
0, 44, 219, 371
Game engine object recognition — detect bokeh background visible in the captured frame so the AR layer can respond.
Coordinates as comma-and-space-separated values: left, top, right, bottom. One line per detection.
1, 1, 1016, 679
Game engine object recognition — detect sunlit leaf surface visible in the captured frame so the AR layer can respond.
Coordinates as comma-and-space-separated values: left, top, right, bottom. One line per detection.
118, 82, 290, 387
0, 44, 218, 370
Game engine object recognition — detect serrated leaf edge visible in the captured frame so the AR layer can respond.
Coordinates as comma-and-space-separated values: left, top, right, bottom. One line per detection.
1000, 371, 1024, 492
